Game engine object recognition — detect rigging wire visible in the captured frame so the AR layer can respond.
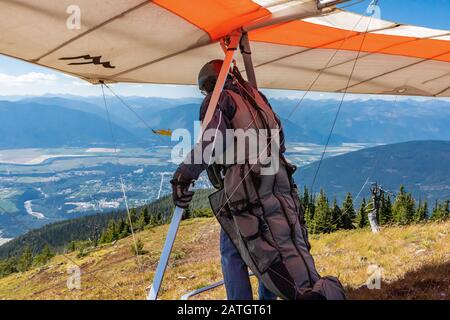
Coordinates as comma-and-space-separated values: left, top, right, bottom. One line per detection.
285, 0, 372, 121
0, 136, 126, 298
102, 83, 165, 143
101, 84, 148, 297
209, 0, 379, 235
309, 0, 380, 194
157, 173, 167, 199
328, 176, 370, 227
366, 95, 400, 185
120, 175, 144, 273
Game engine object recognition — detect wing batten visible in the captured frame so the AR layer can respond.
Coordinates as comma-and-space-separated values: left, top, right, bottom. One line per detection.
33, 1, 151, 63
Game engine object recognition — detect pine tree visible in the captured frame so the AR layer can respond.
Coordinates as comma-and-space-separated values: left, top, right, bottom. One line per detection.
301, 187, 310, 212
379, 194, 393, 225
392, 185, 416, 225
118, 218, 130, 238
149, 214, 158, 227
313, 189, 333, 233
331, 198, 342, 231
142, 207, 150, 225
431, 200, 449, 221
404, 193, 416, 223
100, 220, 118, 243
183, 208, 192, 220
131, 238, 145, 255
135, 208, 149, 230
431, 200, 440, 221
356, 198, 368, 229
68, 241, 76, 252
17, 247, 33, 272
340, 193, 356, 230
129, 208, 138, 225
33, 245, 54, 266
303, 187, 315, 231
444, 200, 450, 220
304, 205, 315, 232
414, 200, 428, 223
0, 257, 17, 277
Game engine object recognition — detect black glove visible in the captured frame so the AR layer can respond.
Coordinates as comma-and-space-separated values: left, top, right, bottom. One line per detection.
170, 172, 194, 209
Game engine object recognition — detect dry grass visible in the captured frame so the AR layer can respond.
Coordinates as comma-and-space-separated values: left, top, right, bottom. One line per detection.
0, 218, 449, 300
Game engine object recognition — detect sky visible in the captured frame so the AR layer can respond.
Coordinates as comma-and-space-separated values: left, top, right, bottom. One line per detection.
0, 0, 449, 100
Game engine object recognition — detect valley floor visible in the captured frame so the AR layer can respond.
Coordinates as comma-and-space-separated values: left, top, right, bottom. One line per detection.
0, 218, 449, 300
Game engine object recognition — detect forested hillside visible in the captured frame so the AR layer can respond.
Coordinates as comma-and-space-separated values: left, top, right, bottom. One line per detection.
0, 189, 213, 259
2, 183, 449, 280
1, 218, 449, 300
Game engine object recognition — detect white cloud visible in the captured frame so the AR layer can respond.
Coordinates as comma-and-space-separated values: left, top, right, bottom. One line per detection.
0, 72, 58, 86
71, 80, 91, 86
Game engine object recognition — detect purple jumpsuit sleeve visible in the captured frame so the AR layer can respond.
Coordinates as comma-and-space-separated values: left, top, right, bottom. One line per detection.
174, 92, 236, 181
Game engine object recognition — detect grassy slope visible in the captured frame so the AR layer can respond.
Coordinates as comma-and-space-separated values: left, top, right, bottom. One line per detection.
0, 218, 449, 300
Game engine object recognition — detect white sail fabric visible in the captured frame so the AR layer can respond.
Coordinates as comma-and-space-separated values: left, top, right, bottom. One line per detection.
0, 0, 449, 97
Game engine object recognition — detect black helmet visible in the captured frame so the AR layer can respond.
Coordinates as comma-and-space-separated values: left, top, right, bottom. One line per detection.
198, 59, 223, 94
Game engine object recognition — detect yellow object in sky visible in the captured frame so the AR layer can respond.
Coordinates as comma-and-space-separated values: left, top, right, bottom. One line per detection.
152, 129, 172, 137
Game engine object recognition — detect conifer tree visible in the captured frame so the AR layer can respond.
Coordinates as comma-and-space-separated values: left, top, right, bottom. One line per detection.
392, 185, 415, 225
304, 205, 315, 232
17, 247, 33, 272
404, 193, 416, 223
129, 208, 138, 224
33, 245, 54, 266
304, 188, 316, 231
149, 214, 158, 227
414, 200, 428, 223
131, 238, 145, 255
356, 198, 368, 229
301, 187, 310, 212
68, 241, 76, 252
0, 257, 17, 277
331, 198, 342, 231
430, 200, 439, 220
100, 220, 118, 243
431, 200, 449, 221
183, 208, 192, 220
135, 209, 148, 230
313, 189, 333, 233
340, 193, 356, 230
118, 218, 130, 238
444, 200, 450, 220
379, 194, 393, 225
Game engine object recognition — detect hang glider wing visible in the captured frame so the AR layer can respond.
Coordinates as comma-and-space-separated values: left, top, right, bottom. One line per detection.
1, 0, 449, 97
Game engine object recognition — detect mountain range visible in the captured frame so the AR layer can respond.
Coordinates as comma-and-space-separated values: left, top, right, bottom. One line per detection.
0, 100, 137, 148
1, 95, 450, 148
295, 140, 450, 203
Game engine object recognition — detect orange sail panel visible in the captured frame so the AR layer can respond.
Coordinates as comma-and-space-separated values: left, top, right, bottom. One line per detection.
153, 0, 271, 40
249, 19, 450, 63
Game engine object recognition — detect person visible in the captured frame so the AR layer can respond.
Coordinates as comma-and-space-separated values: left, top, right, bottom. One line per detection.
172, 59, 346, 301
171, 59, 278, 300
